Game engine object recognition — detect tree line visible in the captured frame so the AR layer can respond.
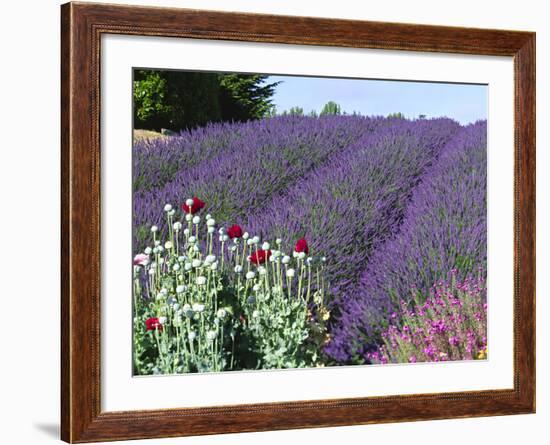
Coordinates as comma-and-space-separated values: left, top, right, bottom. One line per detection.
134, 69, 412, 132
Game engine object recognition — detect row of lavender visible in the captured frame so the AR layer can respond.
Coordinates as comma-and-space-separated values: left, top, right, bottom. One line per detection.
325, 121, 487, 362
133, 115, 386, 250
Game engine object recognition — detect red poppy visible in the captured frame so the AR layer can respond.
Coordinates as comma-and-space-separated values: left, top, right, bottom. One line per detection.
182, 197, 205, 214
145, 317, 163, 331
294, 238, 309, 255
249, 249, 272, 265
227, 224, 243, 239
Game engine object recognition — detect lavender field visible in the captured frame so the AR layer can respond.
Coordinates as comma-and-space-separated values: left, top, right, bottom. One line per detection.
132, 114, 487, 374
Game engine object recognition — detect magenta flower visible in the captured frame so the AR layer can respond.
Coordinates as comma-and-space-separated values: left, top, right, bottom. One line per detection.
133, 253, 150, 266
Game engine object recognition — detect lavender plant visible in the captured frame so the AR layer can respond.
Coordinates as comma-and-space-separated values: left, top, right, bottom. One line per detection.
133, 198, 330, 375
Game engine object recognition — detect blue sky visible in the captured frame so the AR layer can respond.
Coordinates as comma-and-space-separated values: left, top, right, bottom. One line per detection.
266, 75, 487, 124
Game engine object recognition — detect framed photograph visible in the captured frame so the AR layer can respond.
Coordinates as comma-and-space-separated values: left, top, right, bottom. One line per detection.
61, 2, 535, 442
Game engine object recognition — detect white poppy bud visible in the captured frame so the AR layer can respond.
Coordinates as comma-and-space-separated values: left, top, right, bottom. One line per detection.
176, 285, 186, 294
252, 236, 260, 245
148, 269, 155, 276
188, 236, 196, 244
173, 222, 182, 231
210, 262, 218, 271
206, 330, 217, 341
158, 316, 167, 324
252, 310, 260, 318
205, 255, 216, 264
246, 271, 255, 280
216, 309, 227, 319
192, 303, 205, 312
258, 266, 267, 276
144, 247, 152, 255
192, 216, 201, 225
276, 238, 282, 245
154, 240, 161, 246
188, 331, 197, 341
286, 268, 296, 278
192, 259, 202, 268
172, 263, 180, 271
218, 227, 225, 235
184, 262, 192, 271
193, 245, 200, 253
185, 198, 194, 207
196, 276, 207, 286
178, 255, 187, 262
164, 241, 173, 250
298, 252, 306, 260
150, 225, 158, 233
247, 239, 253, 246
242, 232, 249, 240
282, 255, 291, 264
207, 226, 215, 234
183, 228, 190, 236
164, 204, 173, 212
168, 209, 176, 217
185, 214, 192, 222
262, 242, 270, 250
206, 218, 216, 226
234, 265, 243, 274
253, 284, 261, 292
157, 245, 164, 253
230, 245, 237, 252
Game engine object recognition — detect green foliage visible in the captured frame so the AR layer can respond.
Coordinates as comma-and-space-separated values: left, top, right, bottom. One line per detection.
287, 106, 304, 116
218, 74, 279, 123
388, 112, 406, 119
320, 101, 342, 116
133, 70, 280, 131
133, 209, 330, 374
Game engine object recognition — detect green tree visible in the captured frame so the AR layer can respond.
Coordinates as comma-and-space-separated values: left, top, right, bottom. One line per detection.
287, 106, 304, 116
218, 74, 279, 123
320, 101, 342, 116
388, 112, 406, 119
133, 70, 280, 131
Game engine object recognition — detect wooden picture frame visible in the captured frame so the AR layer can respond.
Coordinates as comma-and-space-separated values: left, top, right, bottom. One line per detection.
61, 1, 535, 442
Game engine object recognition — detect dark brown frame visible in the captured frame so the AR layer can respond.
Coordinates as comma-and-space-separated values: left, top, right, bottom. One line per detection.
61, 1, 536, 442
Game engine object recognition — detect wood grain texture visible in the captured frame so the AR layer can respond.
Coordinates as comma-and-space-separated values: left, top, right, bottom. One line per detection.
60, 2, 536, 442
